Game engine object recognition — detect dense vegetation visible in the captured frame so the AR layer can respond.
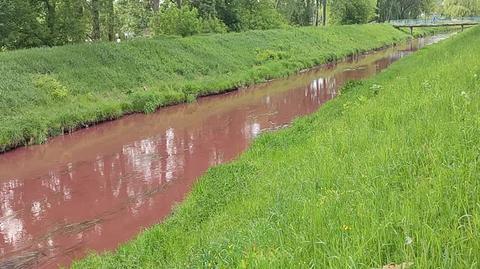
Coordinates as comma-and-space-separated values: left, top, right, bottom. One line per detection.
1, 0, 458, 50
0, 24, 408, 153
72, 26, 480, 268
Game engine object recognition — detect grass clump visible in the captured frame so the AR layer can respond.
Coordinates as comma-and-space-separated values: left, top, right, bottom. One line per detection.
72, 27, 480, 268
0, 24, 407, 152
33, 75, 69, 100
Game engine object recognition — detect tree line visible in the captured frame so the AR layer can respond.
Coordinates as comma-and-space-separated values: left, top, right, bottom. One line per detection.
1, 0, 479, 50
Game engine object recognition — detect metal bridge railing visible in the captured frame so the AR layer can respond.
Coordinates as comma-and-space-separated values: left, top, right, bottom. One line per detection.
390, 16, 480, 26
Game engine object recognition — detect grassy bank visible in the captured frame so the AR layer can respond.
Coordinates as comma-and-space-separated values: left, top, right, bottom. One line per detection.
73, 27, 480, 268
0, 24, 407, 152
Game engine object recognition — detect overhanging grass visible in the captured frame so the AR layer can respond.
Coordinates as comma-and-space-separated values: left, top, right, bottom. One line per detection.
72, 27, 480, 268
0, 24, 408, 152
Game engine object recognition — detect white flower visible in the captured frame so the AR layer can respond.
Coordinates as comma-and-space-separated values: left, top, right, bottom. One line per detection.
405, 236, 413, 245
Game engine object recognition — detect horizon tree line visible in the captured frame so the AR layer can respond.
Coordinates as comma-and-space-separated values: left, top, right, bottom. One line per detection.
1, 0, 479, 50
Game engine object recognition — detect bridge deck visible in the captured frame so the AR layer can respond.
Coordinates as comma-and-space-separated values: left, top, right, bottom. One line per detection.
392, 22, 479, 28
389, 17, 480, 34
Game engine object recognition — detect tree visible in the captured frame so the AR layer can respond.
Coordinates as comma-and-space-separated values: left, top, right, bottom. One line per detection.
275, 0, 316, 26
115, 0, 152, 36
153, 3, 201, 36
55, 0, 88, 44
151, 0, 160, 10
186, 0, 285, 31
442, 0, 480, 17
330, 0, 376, 24
90, 0, 101, 40
42, 0, 57, 44
377, 0, 434, 21
106, 0, 115, 41
0, 0, 48, 49
236, 0, 287, 30
322, 0, 327, 25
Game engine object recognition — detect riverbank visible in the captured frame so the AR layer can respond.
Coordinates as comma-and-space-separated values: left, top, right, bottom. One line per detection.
0, 24, 408, 153
73, 27, 480, 268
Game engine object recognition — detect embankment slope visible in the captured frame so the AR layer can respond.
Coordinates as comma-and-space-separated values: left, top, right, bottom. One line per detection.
73, 27, 480, 268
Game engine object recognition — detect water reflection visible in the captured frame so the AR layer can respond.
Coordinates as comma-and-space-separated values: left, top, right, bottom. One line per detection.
0, 180, 25, 249
0, 35, 449, 268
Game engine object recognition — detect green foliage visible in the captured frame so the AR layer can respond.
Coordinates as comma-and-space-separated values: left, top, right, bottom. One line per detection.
339, 80, 365, 95
377, 0, 434, 21
330, 0, 376, 24
114, 0, 152, 36
255, 49, 288, 64
131, 90, 186, 113
190, 0, 287, 31
153, 4, 201, 36
72, 27, 480, 268
442, 0, 480, 17
33, 75, 69, 100
4, 0, 453, 51
200, 17, 229, 34
0, 24, 407, 151
53, 0, 89, 45
235, 0, 288, 30
277, 0, 312, 25
0, 0, 48, 49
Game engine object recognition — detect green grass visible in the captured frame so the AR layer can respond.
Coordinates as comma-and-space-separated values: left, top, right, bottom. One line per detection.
72, 27, 480, 268
0, 24, 408, 152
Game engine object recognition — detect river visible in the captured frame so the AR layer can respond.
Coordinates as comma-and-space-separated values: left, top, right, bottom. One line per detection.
0, 34, 451, 269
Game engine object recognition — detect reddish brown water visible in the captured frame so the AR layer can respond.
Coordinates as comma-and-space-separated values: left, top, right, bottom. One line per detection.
0, 35, 449, 269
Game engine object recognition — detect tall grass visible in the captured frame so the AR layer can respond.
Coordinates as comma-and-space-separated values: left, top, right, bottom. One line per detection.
72, 27, 480, 268
0, 24, 407, 152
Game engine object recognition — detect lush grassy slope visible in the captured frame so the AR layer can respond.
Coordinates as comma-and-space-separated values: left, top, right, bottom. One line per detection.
73, 27, 480, 268
0, 24, 407, 152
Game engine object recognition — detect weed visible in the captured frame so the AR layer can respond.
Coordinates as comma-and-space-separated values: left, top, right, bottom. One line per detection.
33, 75, 69, 100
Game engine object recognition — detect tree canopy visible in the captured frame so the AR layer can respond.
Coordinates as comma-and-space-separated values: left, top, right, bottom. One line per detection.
1, 0, 478, 50
442, 0, 480, 17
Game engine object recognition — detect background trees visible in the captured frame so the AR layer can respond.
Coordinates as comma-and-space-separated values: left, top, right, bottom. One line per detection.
330, 0, 376, 24
377, 0, 434, 21
0, 0, 48, 49
1, 0, 479, 50
442, 0, 480, 16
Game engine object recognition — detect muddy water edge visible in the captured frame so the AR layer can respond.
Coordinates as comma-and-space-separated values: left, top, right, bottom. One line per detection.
0, 34, 451, 269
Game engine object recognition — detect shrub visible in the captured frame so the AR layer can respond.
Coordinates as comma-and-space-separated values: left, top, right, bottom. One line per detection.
255, 49, 288, 64
153, 4, 201, 37
200, 17, 228, 34
33, 75, 69, 100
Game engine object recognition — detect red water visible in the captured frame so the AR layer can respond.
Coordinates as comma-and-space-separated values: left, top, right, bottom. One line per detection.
0, 35, 448, 268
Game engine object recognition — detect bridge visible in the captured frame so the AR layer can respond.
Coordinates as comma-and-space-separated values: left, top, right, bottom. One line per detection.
390, 17, 480, 34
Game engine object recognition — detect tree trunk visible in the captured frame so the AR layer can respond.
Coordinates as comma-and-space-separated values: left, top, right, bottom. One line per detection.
322, 0, 327, 26
107, 0, 114, 41
44, 0, 56, 43
151, 0, 160, 11
91, 0, 100, 40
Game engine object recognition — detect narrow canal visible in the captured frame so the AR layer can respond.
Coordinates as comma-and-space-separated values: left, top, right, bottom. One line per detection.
0, 34, 450, 269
